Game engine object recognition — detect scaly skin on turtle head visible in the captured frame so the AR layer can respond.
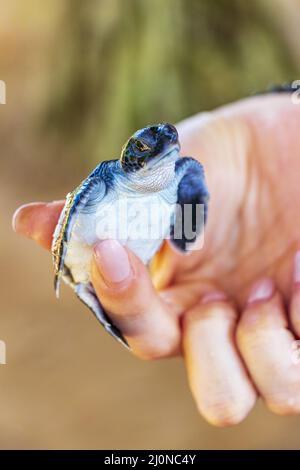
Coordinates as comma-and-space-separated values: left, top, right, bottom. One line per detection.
120, 123, 180, 173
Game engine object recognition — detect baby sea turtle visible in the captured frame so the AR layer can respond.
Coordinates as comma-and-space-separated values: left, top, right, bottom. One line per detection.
52, 123, 209, 348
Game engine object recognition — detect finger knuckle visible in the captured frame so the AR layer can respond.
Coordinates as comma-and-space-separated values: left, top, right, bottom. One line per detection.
131, 335, 179, 361
184, 302, 237, 327
236, 308, 266, 341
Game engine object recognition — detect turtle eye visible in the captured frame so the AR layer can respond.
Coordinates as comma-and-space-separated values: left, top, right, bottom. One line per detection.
135, 140, 150, 152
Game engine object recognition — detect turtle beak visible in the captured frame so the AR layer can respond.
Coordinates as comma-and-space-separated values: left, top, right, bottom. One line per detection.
146, 143, 180, 169
160, 123, 179, 144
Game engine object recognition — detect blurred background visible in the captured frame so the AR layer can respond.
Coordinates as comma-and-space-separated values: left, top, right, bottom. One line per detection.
1, 0, 300, 450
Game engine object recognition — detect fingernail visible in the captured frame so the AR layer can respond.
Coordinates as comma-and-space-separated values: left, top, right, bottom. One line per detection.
201, 291, 227, 304
94, 240, 131, 284
12, 209, 19, 232
247, 278, 274, 304
12, 204, 31, 235
293, 251, 300, 285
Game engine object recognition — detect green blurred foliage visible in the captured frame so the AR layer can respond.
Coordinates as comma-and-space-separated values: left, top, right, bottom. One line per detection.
44, 0, 298, 165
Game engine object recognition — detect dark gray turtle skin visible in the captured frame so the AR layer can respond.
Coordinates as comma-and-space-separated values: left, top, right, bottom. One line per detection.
52, 123, 210, 348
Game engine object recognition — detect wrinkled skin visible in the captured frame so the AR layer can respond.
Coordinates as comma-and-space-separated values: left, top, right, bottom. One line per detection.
13, 94, 300, 426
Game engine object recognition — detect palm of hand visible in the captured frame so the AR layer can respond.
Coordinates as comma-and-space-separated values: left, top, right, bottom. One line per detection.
157, 94, 300, 308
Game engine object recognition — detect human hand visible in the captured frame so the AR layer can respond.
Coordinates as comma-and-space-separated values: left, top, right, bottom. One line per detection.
13, 92, 300, 426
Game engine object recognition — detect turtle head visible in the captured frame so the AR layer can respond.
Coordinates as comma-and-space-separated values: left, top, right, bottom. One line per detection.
120, 123, 180, 173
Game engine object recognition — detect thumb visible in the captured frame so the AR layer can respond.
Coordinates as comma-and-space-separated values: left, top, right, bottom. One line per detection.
91, 239, 181, 359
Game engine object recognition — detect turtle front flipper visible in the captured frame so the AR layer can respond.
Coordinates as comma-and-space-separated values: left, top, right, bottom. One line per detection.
257, 81, 300, 96
51, 172, 107, 297
171, 157, 209, 252
51, 163, 129, 348
52, 189, 78, 297
75, 282, 129, 348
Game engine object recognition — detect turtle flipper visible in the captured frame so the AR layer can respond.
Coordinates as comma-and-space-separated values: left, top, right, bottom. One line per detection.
56, 265, 129, 348
51, 172, 107, 297
52, 189, 78, 297
51, 161, 130, 348
171, 157, 209, 252
257, 81, 300, 95
75, 282, 129, 348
